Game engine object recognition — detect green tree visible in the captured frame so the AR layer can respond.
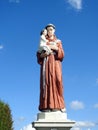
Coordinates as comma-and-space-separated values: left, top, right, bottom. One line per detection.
0, 100, 13, 130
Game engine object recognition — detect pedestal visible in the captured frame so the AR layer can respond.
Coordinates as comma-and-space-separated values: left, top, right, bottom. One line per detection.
32, 111, 75, 130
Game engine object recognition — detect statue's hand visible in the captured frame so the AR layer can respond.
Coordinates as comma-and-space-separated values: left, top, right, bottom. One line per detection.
49, 45, 58, 51
40, 52, 48, 58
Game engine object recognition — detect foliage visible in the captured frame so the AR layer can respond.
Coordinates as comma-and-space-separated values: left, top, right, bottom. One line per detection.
0, 100, 13, 130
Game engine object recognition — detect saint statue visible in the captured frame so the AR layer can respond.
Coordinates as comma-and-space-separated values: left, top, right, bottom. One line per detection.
37, 24, 66, 112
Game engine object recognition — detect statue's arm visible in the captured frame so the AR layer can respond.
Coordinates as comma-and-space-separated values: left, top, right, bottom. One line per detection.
55, 41, 64, 61
36, 52, 43, 65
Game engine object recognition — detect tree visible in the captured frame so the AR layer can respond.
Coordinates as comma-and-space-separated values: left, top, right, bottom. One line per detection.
0, 100, 13, 130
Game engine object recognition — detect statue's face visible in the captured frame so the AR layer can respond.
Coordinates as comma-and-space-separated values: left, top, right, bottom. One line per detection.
47, 26, 55, 37
43, 29, 47, 36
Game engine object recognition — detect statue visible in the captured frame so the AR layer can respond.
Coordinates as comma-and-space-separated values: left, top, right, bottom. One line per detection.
37, 24, 66, 112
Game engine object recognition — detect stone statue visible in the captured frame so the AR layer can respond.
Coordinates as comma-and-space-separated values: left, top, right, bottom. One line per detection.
37, 24, 66, 112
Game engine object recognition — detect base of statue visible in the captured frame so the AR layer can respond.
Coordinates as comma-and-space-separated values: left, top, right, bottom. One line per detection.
32, 110, 75, 130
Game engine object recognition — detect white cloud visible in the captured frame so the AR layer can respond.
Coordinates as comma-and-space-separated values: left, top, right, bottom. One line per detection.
18, 116, 25, 121
14, 116, 25, 126
9, 0, 20, 3
67, 0, 82, 10
71, 121, 96, 130
94, 103, 98, 108
96, 78, 98, 85
71, 127, 81, 130
0, 44, 4, 50
20, 124, 35, 130
70, 100, 84, 110
76, 121, 96, 127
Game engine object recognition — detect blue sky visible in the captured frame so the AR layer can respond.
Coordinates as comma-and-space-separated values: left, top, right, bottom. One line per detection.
0, 0, 98, 130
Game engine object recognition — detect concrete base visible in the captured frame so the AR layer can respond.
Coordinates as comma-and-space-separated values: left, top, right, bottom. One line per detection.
32, 111, 75, 130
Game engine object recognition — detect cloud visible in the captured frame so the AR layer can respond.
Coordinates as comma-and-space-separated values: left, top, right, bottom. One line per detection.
96, 78, 98, 85
9, 0, 20, 3
0, 44, 4, 50
70, 100, 84, 110
76, 121, 96, 127
94, 103, 98, 108
67, 0, 82, 10
71, 121, 97, 130
18, 116, 25, 122
20, 124, 35, 130
71, 127, 81, 130
14, 116, 25, 126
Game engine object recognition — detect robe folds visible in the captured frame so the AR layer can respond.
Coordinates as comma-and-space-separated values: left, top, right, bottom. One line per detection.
37, 36, 65, 111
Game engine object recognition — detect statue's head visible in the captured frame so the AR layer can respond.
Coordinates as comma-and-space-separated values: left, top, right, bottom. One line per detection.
45, 24, 55, 37
40, 29, 47, 36
45, 24, 55, 30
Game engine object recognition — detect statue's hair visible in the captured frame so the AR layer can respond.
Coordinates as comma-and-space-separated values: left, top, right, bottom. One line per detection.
45, 24, 55, 29
40, 29, 46, 35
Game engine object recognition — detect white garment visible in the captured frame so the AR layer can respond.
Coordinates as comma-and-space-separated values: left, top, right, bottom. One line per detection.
38, 35, 60, 54
38, 35, 52, 54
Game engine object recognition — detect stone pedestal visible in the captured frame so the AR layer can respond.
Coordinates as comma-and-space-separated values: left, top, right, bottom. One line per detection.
32, 111, 75, 130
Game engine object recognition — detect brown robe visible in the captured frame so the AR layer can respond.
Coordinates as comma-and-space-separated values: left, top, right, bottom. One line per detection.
37, 35, 65, 111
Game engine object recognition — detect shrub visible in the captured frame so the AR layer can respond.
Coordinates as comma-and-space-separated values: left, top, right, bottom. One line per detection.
0, 100, 13, 130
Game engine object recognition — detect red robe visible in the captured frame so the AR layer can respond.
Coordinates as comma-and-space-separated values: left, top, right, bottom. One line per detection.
37, 35, 65, 111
